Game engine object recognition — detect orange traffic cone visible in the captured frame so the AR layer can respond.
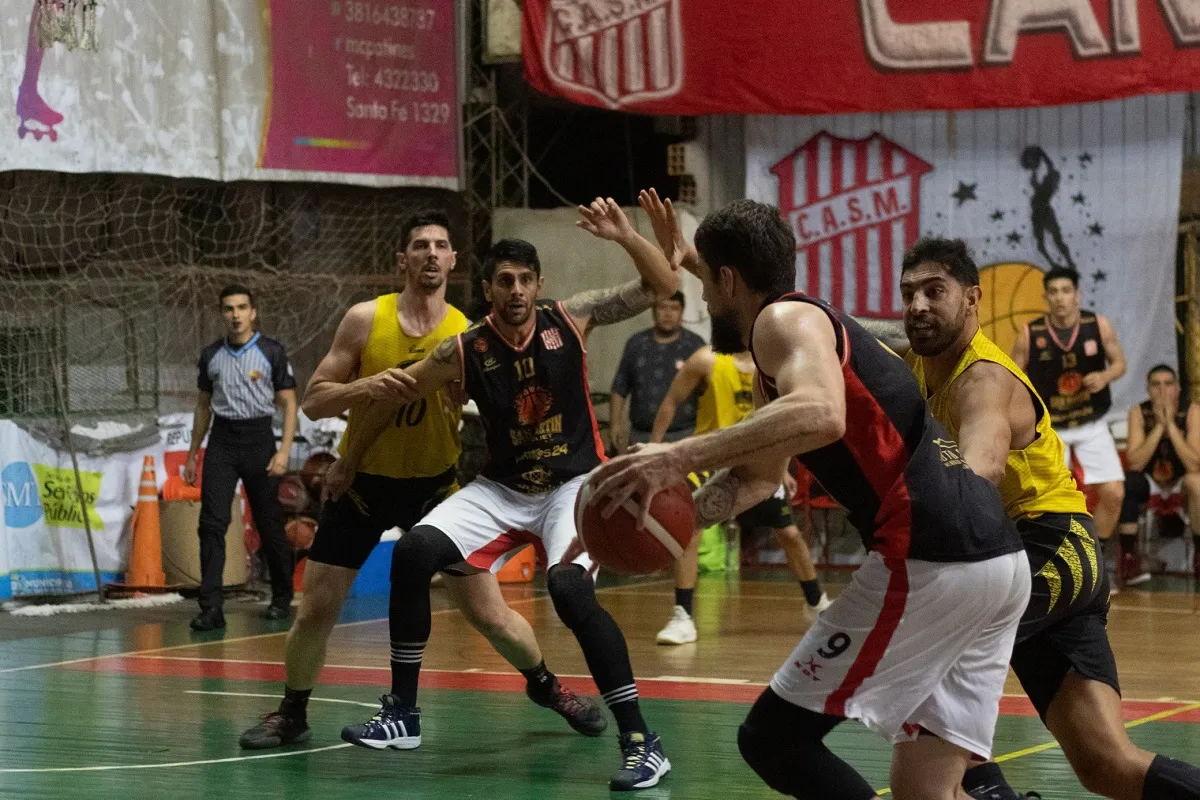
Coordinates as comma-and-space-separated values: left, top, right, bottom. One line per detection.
123, 455, 166, 588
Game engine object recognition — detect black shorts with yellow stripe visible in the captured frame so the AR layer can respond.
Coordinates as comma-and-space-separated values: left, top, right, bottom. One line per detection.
1009, 512, 1119, 719
686, 472, 795, 531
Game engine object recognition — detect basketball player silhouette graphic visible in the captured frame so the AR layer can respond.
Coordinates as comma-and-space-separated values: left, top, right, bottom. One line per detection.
1021, 146, 1076, 271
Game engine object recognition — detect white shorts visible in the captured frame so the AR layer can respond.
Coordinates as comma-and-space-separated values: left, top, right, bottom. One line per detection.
418, 474, 593, 574
1057, 419, 1125, 485
769, 550, 1031, 759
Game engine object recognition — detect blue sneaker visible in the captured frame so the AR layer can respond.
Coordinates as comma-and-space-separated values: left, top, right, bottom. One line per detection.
340, 695, 421, 750
610, 731, 670, 791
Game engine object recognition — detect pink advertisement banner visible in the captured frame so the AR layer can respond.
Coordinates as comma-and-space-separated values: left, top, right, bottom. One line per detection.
260, 0, 459, 182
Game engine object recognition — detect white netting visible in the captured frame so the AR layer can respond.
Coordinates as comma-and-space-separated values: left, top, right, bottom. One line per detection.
0, 170, 469, 423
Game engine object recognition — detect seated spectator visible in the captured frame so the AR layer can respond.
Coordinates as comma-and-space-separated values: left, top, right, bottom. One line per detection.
1118, 364, 1200, 579
608, 291, 705, 452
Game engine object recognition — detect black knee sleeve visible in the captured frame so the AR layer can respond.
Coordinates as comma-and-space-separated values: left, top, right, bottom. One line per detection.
389, 524, 462, 585
738, 688, 875, 800
546, 564, 600, 630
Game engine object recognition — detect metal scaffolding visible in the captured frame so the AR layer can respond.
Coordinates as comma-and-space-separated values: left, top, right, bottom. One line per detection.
462, 0, 529, 306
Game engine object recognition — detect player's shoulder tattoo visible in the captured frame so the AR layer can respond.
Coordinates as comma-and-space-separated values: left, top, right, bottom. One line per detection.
431, 336, 458, 365
561, 280, 656, 327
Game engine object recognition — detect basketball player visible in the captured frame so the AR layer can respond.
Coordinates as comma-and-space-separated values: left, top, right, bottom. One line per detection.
1118, 365, 1200, 585
237, 211, 603, 750
1012, 268, 1126, 585
650, 344, 829, 645
324, 198, 679, 790
591, 194, 1030, 799
899, 237, 1200, 800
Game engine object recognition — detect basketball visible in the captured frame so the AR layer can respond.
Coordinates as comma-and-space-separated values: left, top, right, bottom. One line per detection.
277, 474, 311, 514
978, 262, 1047, 354
285, 516, 317, 552
574, 480, 696, 575
300, 451, 337, 493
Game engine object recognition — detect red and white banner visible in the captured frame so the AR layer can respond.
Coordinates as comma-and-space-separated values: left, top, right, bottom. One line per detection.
523, 1, 1200, 113
746, 95, 1185, 418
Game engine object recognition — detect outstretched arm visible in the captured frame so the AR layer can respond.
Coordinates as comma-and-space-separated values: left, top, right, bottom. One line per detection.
651, 347, 714, 443
322, 337, 462, 499
302, 301, 418, 419
587, 302, 846, 524
567, 197, 681, 334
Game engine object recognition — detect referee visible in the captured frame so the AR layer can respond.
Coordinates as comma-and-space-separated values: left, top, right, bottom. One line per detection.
183, 284, 297, 632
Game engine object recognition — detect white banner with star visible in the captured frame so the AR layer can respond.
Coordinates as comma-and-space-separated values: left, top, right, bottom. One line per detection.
746, 94, 1186, 420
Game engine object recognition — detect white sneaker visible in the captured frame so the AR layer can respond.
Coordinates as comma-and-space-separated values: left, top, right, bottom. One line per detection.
809, 592, 833, 613
655, 605, 697, 645
1124, 571, 1152, 587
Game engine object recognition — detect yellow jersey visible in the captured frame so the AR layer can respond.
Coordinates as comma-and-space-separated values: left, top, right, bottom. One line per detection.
908, 329, 1087, 519
340, 294, 469, 479
694, 354, 755, 435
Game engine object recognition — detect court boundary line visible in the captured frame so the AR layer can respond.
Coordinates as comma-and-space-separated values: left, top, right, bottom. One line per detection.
0, 692, 377, 774
875, 701, 1200, 796
0, 578, 673, 675
60, 653, 1200, 708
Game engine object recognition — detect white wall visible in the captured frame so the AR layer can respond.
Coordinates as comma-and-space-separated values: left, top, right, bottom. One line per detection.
491, 207, 709, 420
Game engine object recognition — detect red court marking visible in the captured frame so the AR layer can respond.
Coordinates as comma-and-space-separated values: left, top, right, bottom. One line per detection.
63, 656, 1200, 720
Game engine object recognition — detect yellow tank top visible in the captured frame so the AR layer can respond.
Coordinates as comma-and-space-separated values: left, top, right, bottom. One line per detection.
694, 354, 756, 435
340, 294, 469, 479
908, 329, 1088, 519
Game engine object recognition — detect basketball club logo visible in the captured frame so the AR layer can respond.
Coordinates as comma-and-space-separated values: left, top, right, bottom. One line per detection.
515, 386, 553, 427
771, 132, 932, 319
540, 328, 564, 350
544, 0, 684, 109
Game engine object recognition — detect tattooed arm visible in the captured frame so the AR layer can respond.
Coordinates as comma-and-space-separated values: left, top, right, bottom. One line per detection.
852, 316, 909, 356
569, 196, 682, 334
338, 335, 462, 471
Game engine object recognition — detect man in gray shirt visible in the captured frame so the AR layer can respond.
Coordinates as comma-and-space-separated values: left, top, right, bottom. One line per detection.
610, 291, 705, 451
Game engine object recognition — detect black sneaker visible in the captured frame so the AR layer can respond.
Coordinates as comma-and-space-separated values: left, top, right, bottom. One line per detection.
239, 711, 311, 749
340, 694, 421, 750
190, 607, 226, 631
527, 682, 607, 736
263, 603, 291, 621
610, 731, 670, 791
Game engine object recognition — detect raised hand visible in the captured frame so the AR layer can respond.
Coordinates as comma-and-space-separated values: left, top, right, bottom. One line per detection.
576, 196, 636, 242
638, 188, 697, 276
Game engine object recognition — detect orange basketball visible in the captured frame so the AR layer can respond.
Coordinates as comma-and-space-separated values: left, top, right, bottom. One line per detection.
286, 516, 317, 552
574, 480, 696, 575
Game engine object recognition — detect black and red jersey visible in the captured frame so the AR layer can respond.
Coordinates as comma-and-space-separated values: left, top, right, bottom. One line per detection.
457, 300, 605, 494
752, 293, 1021, 563
1026, 312, 1111, 428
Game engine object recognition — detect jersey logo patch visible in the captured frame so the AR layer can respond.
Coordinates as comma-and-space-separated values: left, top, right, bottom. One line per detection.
248, 369, 263, 382
540, 328, 564, 350
1035, 336, 1048, 349
932, 438, 965, 468
1083, 339, 1099, 356
515, 386, 553, 426
473, 337, 489, 353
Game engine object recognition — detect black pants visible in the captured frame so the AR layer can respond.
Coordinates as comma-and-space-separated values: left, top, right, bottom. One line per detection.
197, 417, 293, 610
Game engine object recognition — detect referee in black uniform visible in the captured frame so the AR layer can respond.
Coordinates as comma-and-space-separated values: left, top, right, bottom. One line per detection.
183, 284, 297, 631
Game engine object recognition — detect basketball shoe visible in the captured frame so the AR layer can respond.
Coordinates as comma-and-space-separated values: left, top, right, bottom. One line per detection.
340, 694, 421, 750
610, 731, 670, 791
655, 605, 696, 645
239, 711, 310, 749
527, 681, 607, 736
